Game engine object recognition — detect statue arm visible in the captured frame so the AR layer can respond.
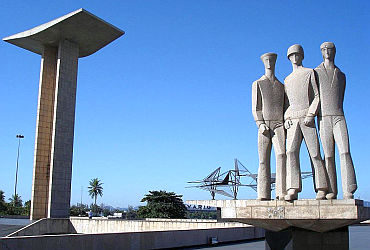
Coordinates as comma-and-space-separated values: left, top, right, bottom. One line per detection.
252, 81, 264, 127
284, 88, 290, 119
342, 73, 346, 102
307, 70, 320, 117
284, 87, 293, 129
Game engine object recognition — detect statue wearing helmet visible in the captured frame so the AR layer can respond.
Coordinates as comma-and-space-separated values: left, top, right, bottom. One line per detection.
284, 44, 329, 201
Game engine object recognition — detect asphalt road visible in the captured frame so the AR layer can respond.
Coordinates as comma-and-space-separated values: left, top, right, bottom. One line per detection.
0, 218, 31, 237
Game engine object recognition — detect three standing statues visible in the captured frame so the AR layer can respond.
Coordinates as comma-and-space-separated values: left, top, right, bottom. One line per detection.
252, 42, 357, 201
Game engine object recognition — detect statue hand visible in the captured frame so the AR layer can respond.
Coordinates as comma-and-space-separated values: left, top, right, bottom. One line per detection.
259, 124, 269, 135
284, 119, 293, 129
304, 116, 314, 127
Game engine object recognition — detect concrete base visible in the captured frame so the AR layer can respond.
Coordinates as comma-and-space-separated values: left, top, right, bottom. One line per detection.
1, 218, 265, 250
187, 199, 370, 232
265, 226, 348, 250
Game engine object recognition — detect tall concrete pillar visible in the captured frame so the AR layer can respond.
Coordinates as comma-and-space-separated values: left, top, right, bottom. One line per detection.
3, 9, 124, 219
31, 46, 57, 219
48, 40, 79, 218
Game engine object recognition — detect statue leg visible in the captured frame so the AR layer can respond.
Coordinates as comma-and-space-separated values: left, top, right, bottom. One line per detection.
319, 116, 337, 199
333, 116, 357, 199
285, 119, 302, 201
257, 124, 272, 200
301, 118, 328, 196
271, 122, 286, 200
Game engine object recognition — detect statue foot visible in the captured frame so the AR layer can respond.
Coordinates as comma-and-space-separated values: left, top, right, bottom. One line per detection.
257, 197, 270, 201
276, 196, 285, 201
326, 193, 337, 200
284, 189, 298, 201
343, 193, 354, 199
315, 190, 326, 200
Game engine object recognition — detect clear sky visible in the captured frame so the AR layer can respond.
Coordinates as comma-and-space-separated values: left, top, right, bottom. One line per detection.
0, 1, 369, 208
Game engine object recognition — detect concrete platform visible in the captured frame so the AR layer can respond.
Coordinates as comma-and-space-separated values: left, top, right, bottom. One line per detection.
187, 199, 370, 232
3, 8, 124, 57
0, 218, 265, 250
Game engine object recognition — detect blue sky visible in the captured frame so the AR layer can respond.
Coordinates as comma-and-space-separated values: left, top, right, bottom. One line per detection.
0, 1, 369, 207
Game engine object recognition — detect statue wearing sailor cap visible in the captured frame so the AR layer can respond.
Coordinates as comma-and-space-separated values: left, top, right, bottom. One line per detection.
315, 42, 357, 200
284, 44, 328, 201
252, 52, 286, 200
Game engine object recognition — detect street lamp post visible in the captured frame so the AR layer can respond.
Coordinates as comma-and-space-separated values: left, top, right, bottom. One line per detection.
14, 134, 24, 198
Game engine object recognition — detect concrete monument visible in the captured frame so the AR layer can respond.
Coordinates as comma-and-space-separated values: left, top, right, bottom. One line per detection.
284, 44, 328, 201
187, 42, 367, 250
3, 9, 124, 219
252, 53, 286, 201
315, 42, 357, 200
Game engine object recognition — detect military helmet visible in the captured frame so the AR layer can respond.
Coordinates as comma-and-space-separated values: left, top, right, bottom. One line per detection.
287, 44, 304, 59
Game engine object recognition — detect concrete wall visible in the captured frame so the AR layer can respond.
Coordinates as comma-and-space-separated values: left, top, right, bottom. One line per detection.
8, 218, 253, 236
144, 218, 218, 222
7, 219, 75, 237
70, 218, 251, 234
0, 227, 265, 250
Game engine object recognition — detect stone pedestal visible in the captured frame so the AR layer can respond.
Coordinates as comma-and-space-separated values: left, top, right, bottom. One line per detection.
187, 199, 370, 250
3, 9, 124, 219
265, 226, 348, 250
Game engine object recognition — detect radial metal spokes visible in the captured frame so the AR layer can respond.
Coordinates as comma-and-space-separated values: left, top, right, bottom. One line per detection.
187, 158, 313, 200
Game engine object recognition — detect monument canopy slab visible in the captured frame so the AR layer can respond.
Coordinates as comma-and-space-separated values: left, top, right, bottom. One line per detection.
3, 8, 124, 58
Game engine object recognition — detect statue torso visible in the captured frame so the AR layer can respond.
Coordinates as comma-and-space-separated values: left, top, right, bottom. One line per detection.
315, 63, 345, 116
256, 75, 285, 121
284, 67, 314, 112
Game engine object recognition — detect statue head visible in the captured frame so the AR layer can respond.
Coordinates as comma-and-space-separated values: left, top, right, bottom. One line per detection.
260, 52, 277, 70
287, 44, 304, 65
320, 42, 336, 61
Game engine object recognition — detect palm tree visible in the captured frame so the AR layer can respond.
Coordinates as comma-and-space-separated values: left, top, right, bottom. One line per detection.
88, 178, 103, 206
9, 194, 23, 207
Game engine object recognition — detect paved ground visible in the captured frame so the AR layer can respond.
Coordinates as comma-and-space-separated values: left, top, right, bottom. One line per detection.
184, 226, 370, 250
0, 218, 32, 237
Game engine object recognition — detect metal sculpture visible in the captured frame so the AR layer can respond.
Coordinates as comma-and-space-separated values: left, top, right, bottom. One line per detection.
188, 159, 313, 200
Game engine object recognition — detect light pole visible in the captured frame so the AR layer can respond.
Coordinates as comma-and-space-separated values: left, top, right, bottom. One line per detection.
14, 134, 24, 198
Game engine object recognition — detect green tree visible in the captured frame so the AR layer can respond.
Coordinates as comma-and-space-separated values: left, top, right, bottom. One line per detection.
137, 190, 186, 219
88, 178, 103, 206
9, 194, 23, 207
90, 203, 102, 215
126, 205, 138, 220
70, 203, 88, 216
23, 200, 31, 216
101, 204, 113, 217
186, 211, 217, 219
70, 205, 80, 216
0, 190, 4, 202
0, 190, 6, 213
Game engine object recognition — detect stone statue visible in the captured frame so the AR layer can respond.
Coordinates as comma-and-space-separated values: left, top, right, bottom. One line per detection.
315, 42, 357, 199
252, 52, 286, 201
284, 44, 328, 201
